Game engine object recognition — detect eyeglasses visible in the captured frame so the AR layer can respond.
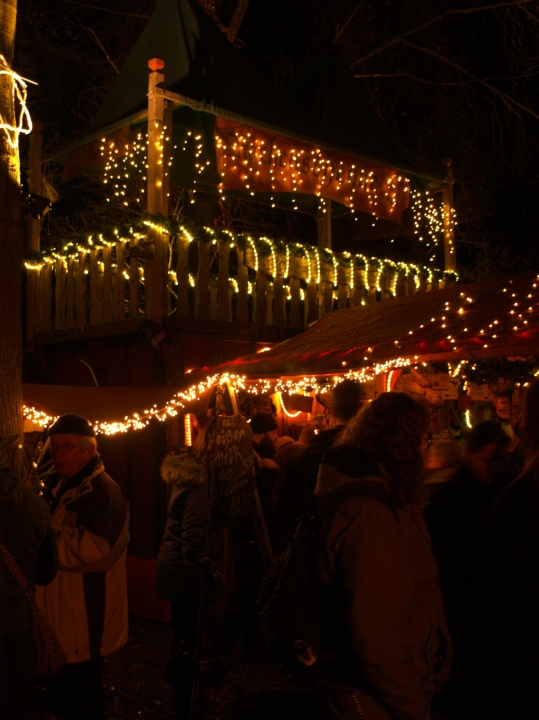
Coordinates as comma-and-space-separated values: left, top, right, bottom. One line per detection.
51, 443, 86, 454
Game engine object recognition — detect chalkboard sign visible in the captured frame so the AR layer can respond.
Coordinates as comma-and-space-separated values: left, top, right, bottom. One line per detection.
205, 414, 256, 523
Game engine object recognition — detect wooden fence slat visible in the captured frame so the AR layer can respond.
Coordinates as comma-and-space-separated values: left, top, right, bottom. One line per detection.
289, 277, 301, 327
271, 276, 285, 327
113, 242, 126, 321
102, 245, 112, 323
26, 268, 38, 341
321, 280, 333, 315
254, 270, 266, 326
209, 278, 219, 320
54, 258, 66, 329
266, 282, 274, 326
76, 252, 88, 327
176, 235, 191, 318
236, 248, 249, 323
129, 256, 139, 318
41, 263, 53, 331
306, 279, 318, 324
65, 257, 75, 328
217, 241, 231, 321
196, 241, 211, 320
89, 248, 99, 325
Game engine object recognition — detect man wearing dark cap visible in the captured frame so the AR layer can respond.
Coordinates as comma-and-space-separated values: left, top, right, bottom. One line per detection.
36, 414, 129, 720
250, 411, 280, 471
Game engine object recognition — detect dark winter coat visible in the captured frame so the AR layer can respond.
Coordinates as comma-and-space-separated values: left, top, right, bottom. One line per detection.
0, 471, 58, 636
423, 462, 515, 627
155, 454, 222, 602
275, 425, 345, 544
315, 446, 451, 720
476, 472, 539, 719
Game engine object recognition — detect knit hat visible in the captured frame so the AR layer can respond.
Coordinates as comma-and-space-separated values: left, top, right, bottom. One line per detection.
49, 414, 95, 437
250, 413, 278, 434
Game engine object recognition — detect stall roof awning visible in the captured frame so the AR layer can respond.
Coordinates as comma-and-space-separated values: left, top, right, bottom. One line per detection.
196, 273, 539, 379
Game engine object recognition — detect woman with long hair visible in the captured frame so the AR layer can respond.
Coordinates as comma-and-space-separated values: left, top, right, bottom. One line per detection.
315, 392, 451, 720
477, 378, 539, 720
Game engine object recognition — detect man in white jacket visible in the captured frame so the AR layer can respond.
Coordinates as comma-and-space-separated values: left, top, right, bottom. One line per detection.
36, 414, 129, 720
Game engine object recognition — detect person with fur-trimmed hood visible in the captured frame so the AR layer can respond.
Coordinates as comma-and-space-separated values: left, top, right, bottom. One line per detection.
155, 448, 222, 719
36, 414, 129, 720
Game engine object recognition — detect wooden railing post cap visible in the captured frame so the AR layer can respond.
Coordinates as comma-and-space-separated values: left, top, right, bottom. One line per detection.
148, 58, 165, 72
32, 120, 43, 134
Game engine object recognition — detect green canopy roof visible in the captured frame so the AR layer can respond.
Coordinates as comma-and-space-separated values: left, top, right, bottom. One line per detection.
93, 0, 308, 138
93, 0, 437, 180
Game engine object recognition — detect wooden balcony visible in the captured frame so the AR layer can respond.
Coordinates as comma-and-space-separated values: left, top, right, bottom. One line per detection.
25, 233, 455, 344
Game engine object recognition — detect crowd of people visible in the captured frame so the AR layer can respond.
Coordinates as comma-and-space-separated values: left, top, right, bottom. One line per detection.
1, 378, 538, 720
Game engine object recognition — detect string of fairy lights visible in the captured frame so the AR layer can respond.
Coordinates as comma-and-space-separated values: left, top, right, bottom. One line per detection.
24, 215, 457, 302
0, 54, 35, 152
214, 126, 410, 218
97, 121, 451, 250
21, 275, 539, 435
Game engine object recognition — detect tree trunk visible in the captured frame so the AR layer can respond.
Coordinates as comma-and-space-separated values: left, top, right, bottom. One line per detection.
0, 0, 23, 465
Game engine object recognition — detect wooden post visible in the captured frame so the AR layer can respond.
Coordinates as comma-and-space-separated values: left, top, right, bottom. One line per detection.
145, 58, 168, 324
441, 158, 456, 273
316, 197, 332, 250
26, 122, 42, 342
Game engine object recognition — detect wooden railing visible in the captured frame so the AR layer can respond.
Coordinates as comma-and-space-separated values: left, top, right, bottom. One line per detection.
25, 236, 454, 340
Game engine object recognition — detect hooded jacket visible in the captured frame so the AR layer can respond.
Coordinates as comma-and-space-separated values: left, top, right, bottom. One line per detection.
35, 455, 129, 664
155, 453, 222, 602
0, 470, 58, 636
315, 446, 451, 720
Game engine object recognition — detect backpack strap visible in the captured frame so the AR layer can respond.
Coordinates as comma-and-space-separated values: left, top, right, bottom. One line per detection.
317, 478, 398, 521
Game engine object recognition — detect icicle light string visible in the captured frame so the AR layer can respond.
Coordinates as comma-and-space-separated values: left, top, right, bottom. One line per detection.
25, 215, 458, 294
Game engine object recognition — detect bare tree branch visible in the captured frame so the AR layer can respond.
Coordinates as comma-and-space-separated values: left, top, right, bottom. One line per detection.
400, 39, 539, 121
354, 72, 467, 86
334, 1, 364, 43
520, 5, 539, 25
228, 0, 251, 42
349, 0, 533, 68
61, 1, 150, 19
84, 25, 119, 74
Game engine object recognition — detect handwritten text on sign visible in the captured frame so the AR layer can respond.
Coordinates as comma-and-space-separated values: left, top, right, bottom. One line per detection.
206, 414, 255, 523
215, 117, 410, 223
